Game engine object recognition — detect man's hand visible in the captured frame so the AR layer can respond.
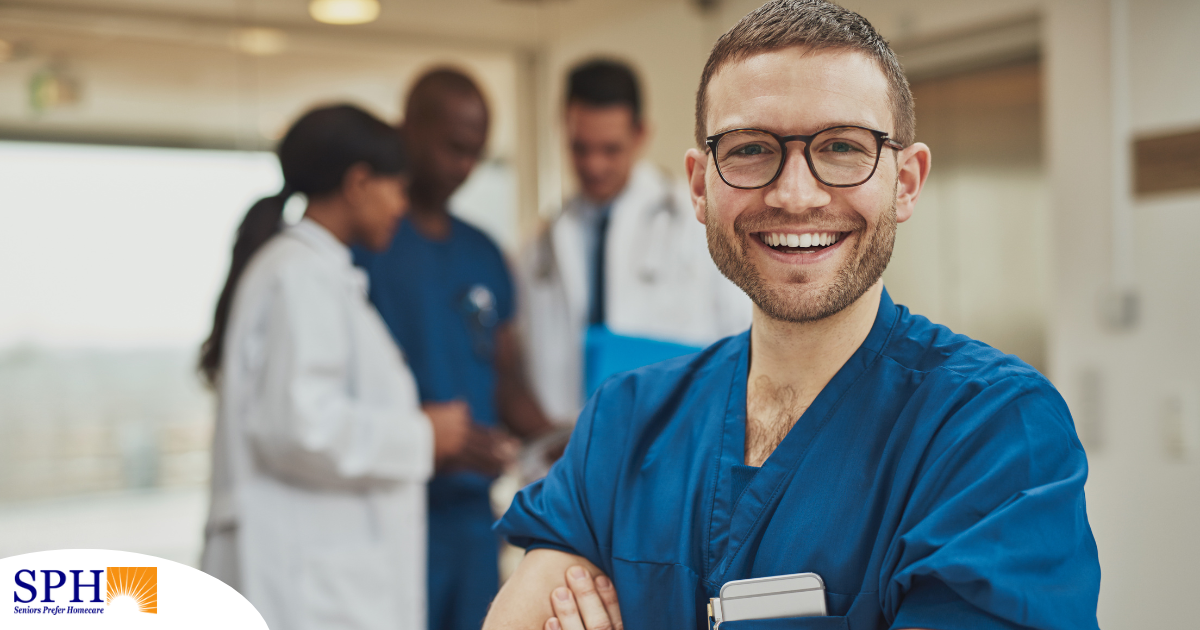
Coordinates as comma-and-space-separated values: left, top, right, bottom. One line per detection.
424, 400, 472, 469
545, 566, 623, 630
446, 425, 520, 476
482, 549, 609, 630
424, 400, 519, 474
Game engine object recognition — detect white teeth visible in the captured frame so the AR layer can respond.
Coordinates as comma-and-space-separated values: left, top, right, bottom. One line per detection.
763, 231, 841, 249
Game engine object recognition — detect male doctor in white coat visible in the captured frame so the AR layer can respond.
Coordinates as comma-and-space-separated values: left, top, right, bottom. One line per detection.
521, 59, 751, 424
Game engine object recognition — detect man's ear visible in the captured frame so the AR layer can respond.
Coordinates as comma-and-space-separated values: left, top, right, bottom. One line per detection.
632, 119, 651, 155
685, 148, 708, 225
341, 161, 374, 205
894, 142, 931, 224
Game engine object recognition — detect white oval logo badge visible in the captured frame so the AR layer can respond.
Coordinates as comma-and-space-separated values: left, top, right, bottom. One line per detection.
2, 549, 266, 629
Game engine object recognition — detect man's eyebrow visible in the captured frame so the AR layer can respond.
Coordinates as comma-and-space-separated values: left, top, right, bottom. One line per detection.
709, 120, 885, 137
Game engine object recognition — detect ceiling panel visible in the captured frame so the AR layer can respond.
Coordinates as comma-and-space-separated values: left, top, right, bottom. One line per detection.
1, 0, 680, 49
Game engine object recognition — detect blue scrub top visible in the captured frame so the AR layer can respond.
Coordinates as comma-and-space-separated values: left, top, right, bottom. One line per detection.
496, 290, 1100, 630
355, 216, 514, 500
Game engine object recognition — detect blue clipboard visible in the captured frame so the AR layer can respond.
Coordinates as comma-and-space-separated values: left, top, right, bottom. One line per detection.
584, 324, 703, 397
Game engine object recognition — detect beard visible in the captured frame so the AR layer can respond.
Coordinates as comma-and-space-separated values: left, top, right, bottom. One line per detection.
706, 193, 898, 323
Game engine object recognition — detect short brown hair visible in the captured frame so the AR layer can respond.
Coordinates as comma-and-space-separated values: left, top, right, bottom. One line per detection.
568, 59, 643, 125
694, 0, 914, 148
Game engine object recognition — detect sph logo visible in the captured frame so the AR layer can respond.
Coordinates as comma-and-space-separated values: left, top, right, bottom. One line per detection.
12, 566, 157, 615
2, 549, 267, 629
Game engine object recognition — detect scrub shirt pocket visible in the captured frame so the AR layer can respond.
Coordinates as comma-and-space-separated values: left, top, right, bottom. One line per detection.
610, 557, 707, 628
717, 616, 850, 629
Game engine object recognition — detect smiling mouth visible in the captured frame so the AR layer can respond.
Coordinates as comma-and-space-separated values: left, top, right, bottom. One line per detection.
756, 231, 848, 254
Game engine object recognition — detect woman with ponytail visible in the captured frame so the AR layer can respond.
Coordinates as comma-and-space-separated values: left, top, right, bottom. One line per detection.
199, 104, 469, 630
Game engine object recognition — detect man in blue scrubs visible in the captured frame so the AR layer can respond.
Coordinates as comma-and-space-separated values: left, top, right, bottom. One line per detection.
485, 2, 1101, 629
355, 69, 556, 630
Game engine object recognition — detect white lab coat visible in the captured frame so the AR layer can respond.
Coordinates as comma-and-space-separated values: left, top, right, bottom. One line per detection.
202, 219, 434, 630
519, 162, 751, 423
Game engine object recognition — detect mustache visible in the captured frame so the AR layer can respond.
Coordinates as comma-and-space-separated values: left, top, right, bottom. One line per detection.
731, 206, 867, 235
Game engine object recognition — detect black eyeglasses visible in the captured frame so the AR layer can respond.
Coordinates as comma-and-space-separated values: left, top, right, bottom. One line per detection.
705, 125, 904, 189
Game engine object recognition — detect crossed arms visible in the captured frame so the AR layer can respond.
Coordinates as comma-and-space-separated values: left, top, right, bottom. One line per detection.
483, 549, 933, 630
483, 549, 622, 630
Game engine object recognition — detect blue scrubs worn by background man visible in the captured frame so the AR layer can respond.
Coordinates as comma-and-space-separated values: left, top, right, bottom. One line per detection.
357, 217, 512, 628
359, 68, 555, 630
485, 2, 1100, 629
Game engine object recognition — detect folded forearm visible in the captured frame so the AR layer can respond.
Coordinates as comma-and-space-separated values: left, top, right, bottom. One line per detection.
484, 549, 606, 630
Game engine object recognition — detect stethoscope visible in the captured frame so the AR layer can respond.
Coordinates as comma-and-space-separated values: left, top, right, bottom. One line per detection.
458, 284, 499, 360
631, 187, 681, 284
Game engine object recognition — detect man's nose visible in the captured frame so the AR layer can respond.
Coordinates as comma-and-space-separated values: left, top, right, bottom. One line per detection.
762, 146, 832, 211
584, 150, 608, 168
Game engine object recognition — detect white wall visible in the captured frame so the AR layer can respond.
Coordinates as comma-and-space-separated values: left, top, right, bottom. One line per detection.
1045, 1, 1200, 627
886, 61, 1050, 371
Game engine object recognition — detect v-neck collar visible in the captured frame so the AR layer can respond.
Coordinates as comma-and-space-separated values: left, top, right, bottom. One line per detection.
704, 289, 901, 586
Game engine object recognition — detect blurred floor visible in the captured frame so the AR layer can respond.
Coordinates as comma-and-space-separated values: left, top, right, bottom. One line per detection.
0, 486, 206, 567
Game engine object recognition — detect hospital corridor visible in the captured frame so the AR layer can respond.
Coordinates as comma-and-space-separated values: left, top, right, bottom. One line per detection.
1, 0, 1198, 629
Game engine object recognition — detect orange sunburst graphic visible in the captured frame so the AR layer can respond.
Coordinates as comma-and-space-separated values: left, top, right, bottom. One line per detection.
106, 566, 158, 614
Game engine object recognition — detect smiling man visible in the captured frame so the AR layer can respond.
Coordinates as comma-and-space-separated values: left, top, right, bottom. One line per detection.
485, 2, 1101, 629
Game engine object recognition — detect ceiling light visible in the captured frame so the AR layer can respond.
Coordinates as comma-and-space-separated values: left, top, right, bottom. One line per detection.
231, 27, 287, 56
30, 67, 81, 112
309, 0, 380, 25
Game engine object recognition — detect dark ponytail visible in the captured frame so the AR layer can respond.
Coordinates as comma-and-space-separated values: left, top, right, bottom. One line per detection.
199, 104, 406, 386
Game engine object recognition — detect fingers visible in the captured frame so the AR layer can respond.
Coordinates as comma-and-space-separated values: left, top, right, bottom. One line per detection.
544, 565, 620, 630
494, 432, 521, 463
549, 586, 585, 630
422, 400, 471, 425
461, 429, 507, 475
436, 422, 521, 476
460, 427, 523, 475
594, 575, 624, 630
565, 566, 616, 630
425, 400, 473, 468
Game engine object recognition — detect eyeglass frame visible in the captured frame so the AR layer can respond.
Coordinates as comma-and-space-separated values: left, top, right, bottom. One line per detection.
704, 125, 906, 190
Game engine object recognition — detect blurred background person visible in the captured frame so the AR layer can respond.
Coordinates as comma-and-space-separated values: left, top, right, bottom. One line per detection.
353, 69, 556, 630
198, 104, 470, 630
520, 59, 752, 424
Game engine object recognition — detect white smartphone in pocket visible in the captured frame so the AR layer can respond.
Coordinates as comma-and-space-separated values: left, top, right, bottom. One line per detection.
709, 572, 826, 627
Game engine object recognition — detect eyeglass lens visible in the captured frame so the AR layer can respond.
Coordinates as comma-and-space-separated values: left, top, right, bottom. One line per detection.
714, 127, 881, 188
